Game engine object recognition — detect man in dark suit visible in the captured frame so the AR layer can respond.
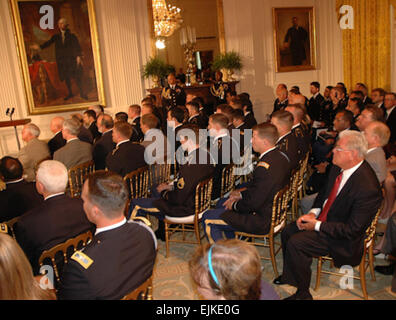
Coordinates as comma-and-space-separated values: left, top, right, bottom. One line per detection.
274, 131, 383, 300
371, 88, 387, 117
203, 123, 290, 242
308, 82, 325, 122
48, 116, 66, 157
167, 107, 185, 154
0, 157, 43, 223
273, 84, 289, 113
14, 160, 94, 274
128, 104, 144, 142
128, 125, 215, 240
92, 114, 115, 170
105, 121, 146, 177
192, 96, 209, 127
238, 94, 257, 129
58, 171, 156, 300
72, 114, 94, 144
186, 101, 207, 129
271, 110, 299, 170
384, 92, 396, 143
161, 73, 186, 109
33, 18, 87, 101
83, 110, 101, 142
355, 83, 373, 106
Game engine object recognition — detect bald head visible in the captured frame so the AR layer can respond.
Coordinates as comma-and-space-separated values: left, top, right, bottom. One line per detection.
50, 117, 65, 134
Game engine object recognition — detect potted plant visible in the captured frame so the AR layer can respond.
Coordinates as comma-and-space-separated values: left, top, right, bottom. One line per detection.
212, 51, 243, 81
142, 57, 175, 88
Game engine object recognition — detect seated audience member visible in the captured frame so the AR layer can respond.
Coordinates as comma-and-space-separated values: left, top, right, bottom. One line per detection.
189, 239, 280, 300
128, 104, 143, 142
308, 82, 325, 122
371, 88, 386, 116
14, 160, 93, 274
191, 96, 209, 127
208, 114, 240, 200
18, 123, 50, 182
186, 101, 207, 129
274, 131, 382, 300
229, 96, 243, 110
0, 233, 55, 300
355, 105, 384, 132
384, 92, 396, 143
355, 83, 373, 105
271, 110, 299, 170
105, 121, 146, 177
71, 114, 94, 144
346, 97, 363, 121
0, 157, 43, 222
225, 90, 237, 105
215, 104, 235, 130
203, 123, 290, 242
129, 125, 215, 240
285, 105, 310, 161
167, 107, 185, 153
58, 171, 157, 300
48, 116, 66, 156
374, 212, 396, 286
363, 121, 390, 184
53, 118, 93, 170
273, 84, 288, 113
322, 87, 345, 127
141, 99, 164, 131
240, 95, 257, 129
114, 112, 128, 123
92, 114, 115, 171
231, 108, 249, 156
83, 110, 101, 142
88, 105, 104, 118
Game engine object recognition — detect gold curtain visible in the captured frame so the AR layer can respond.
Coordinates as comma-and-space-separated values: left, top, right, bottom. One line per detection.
336, 0, 393, 92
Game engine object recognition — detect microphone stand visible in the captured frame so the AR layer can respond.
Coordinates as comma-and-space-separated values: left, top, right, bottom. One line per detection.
6, 108, 21, 151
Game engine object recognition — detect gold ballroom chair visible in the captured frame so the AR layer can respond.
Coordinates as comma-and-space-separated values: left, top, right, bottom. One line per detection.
68, 160, 95, 198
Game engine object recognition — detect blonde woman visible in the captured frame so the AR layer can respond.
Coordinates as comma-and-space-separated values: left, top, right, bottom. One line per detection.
189, 239, 279, 300
0, 233, 55, 300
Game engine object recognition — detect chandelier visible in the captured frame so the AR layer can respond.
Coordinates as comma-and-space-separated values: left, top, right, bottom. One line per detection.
152, 0, 183, 38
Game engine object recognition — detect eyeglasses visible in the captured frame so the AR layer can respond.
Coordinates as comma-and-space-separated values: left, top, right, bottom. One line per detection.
333, 147, 351, 152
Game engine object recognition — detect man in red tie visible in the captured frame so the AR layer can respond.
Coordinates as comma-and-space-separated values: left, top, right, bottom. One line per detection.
273, 130, 383, 300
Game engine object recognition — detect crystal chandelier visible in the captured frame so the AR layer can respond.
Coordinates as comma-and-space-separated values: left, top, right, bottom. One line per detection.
152, 0, 183, 38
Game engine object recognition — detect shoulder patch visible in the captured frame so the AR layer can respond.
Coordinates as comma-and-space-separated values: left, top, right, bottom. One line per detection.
71, 251, 93, 269
177, 177, 185, 190
257, 162, 270, 169
0, 224, 8, 234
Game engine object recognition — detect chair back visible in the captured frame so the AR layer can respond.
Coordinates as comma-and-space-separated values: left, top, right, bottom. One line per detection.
122, 275, 153, 300
149, 163, 172, 187
38, 230, 93, 287
4, 216, 20, 239
68, 160, 95, 198
195, 177, 213, 223
220, 163, 235, 198
365, 204, 383, 248
124, 166, 150, 199
270, 185, 290, 235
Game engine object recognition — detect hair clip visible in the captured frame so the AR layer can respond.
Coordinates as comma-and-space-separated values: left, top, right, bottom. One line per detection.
207, 246, 220, 286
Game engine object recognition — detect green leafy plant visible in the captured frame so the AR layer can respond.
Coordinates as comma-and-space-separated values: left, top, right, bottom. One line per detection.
142, 57, 175, 79
211, 51, 243, 71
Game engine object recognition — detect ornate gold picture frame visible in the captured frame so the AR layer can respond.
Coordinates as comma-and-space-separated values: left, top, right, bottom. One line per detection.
273, 7, 317, 73
9, 0, 105, 115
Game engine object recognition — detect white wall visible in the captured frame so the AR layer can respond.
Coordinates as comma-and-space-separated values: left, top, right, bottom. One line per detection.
0, 0, 151, 157
223, 0, 343, 122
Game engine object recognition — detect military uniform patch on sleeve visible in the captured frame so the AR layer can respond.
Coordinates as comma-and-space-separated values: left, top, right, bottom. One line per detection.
0, 224, 8, 234
257, 161, 270, 169
71, 251, 93, 269
177, 177, 185, 189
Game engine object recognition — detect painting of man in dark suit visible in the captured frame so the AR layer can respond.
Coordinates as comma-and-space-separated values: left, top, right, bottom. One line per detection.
273, 7, 316, 72
10, 0, 104, 114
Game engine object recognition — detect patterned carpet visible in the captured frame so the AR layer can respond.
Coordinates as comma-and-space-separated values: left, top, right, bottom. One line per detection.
151, 225, 396, 300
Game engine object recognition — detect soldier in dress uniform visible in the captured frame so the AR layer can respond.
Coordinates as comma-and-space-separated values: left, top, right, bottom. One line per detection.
208, 114, 241, 200
186, 101, 207, 129
210, 71, 229, 107
127, 125, 215, 240
105, 121, 146, 177
286, 105, 310, 161
161, 73, 186, 110
202, 123, 290, 242
58, 171, 157, 300
271, 110, 299, 170
128, 104, 143, 142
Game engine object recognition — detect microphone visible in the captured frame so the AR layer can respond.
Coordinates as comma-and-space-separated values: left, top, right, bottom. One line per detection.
10, 108, 15, 116
6, 108, 9, 116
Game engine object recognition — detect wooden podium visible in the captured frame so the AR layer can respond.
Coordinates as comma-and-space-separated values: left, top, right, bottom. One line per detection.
0, 118, 31, 150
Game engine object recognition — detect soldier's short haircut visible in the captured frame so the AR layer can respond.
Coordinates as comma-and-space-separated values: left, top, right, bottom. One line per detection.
216, 104, 234, 122
0, 156, 23, 181
271, 110, 294, 130
115, 112, 128, 123
210, 113, 229, 129
63, 118, 81, 136
86, 170, 128, 219
186, 101, 200, 113
231, 108, 245, 121
99, 114, 114, 129
286, 105, 304, 123
169, 107, 185, 123
141, 113, 159, 130
253, 123, 279, 146
114, 121, 132, 139
84, 110, 97, 120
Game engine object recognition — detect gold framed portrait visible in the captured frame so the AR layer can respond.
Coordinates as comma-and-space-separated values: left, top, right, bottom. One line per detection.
9, 0, 105, 115
273, 7, 317, 73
